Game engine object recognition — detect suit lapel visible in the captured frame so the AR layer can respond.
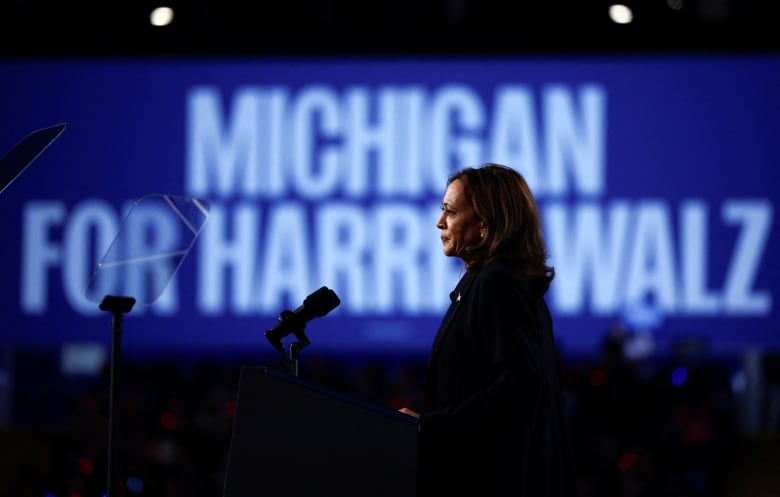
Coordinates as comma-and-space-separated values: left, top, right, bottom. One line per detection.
425, 273, 478, 400
429, 293, 462, 358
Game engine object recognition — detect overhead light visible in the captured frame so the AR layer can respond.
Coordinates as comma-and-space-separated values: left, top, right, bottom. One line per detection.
608, 4, 634, 24
667, 0, 684, 11
150, 6, 174, 27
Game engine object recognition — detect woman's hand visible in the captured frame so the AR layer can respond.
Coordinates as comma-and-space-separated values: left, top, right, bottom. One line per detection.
398, 407, 420, 419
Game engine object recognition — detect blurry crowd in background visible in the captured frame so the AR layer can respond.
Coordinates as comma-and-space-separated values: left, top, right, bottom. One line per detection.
2, 321, 780, 497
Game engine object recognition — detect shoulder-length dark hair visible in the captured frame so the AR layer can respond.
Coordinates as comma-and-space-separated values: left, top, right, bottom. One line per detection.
449, 163, 554, 295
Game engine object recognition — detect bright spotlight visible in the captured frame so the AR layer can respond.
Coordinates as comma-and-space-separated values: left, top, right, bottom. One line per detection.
150, 6, 174, 27
609, 4, 634, 24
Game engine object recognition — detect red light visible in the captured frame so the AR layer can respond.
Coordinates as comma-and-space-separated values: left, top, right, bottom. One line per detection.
224, 400, 236, 418
160, 411, 178, 430
78, 458, 94, 476
617, 451, 636, 471
589, 368, 608, 388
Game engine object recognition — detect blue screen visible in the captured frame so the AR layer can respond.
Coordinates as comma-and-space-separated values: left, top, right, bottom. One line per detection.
0, 54, 777, 359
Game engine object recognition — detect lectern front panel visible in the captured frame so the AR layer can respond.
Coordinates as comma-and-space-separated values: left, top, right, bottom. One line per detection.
223, 366, 418, 497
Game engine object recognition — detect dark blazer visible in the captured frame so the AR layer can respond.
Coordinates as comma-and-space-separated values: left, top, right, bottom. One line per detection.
418, 260, 576, 497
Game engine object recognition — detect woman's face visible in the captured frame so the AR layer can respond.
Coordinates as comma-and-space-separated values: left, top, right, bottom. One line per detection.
437, 179, 483, 263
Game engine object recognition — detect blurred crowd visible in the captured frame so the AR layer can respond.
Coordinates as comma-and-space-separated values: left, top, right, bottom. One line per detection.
2, 325, 780, 497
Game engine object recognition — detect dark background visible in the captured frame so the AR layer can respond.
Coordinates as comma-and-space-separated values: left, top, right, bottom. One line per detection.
2, 1, 780, 496
1, 0, 779, 56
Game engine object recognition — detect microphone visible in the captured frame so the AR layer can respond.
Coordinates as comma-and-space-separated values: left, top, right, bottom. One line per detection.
264, 286, 340, 355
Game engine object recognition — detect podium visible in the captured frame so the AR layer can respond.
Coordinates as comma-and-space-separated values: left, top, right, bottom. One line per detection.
223, 366, 418, 497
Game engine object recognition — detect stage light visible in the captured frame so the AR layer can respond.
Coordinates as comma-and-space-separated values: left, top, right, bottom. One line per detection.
609, 4, 634, 24
617, 451, 637, 471
667, 0, 684, 10
150, 6, 174, 27
671, 366, 688, 387
126, 477, 144, 493
160, 411, 178, 430
78, 458, 94, 476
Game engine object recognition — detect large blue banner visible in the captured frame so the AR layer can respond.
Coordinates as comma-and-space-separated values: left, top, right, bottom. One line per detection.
0, 55, 777, 358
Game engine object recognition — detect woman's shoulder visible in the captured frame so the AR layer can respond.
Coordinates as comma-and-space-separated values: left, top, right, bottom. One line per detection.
473, 260, 526, 288
477, 259, 549, 299
479, 259, 522, 275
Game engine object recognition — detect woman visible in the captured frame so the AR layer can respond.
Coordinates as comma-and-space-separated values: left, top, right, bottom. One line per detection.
400, 163, 577, 497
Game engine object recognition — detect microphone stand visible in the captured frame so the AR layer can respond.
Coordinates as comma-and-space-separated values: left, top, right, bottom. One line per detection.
99, 295, 136, 497
265, 310, 310, 377
287, 334, 310, 377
